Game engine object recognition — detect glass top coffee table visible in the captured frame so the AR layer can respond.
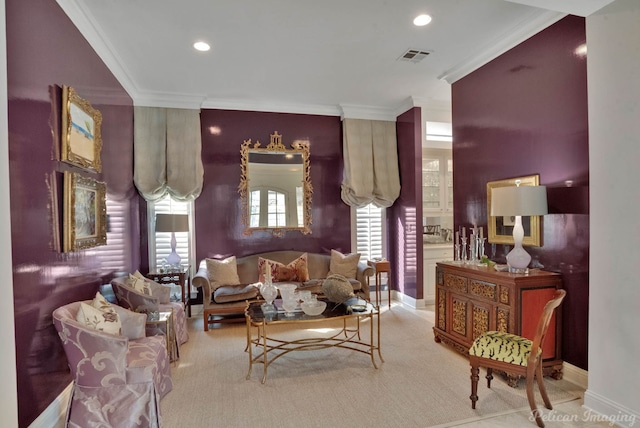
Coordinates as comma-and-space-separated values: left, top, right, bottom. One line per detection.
245, 297, 383, 383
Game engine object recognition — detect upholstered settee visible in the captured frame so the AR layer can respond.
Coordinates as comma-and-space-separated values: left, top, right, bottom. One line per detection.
192, 250, 374, 331
52, 300, 173, 427
111, 276, 190, 346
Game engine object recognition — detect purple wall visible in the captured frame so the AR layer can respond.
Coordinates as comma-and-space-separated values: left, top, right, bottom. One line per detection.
452, 16, 589, 369
196, 109, 351, 260
389, 107, 423, 300
7, 0, 136, 425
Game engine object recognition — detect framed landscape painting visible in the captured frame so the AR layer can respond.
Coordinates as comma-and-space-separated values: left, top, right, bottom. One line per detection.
61, 85, 103, 172
63, 172, 107, 252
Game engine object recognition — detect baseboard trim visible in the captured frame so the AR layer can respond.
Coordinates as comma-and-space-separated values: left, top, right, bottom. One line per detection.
393, 291, 426, 309
562, 362, 588, 390
584, 389, 639, 428
29, 382, 71, 428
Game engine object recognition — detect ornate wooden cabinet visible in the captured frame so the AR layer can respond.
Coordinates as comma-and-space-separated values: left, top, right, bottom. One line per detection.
434, 262, 563, 383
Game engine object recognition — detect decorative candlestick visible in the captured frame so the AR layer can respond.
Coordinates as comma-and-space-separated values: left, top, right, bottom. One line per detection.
461, 237, 468, 262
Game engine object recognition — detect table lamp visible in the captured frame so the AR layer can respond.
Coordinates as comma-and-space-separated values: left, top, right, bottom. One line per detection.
490, 182, 547, 272
155, 214, 189, 267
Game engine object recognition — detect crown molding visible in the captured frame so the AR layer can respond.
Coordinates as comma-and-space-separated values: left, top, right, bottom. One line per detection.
134, 92, 206, 109
201, 98, 340, 116
56, 0, 140, 99
438, 9, 566, 84
339, 104, 398, 121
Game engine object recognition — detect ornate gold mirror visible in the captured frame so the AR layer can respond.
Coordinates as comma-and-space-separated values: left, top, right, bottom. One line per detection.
239, 131, 312, 237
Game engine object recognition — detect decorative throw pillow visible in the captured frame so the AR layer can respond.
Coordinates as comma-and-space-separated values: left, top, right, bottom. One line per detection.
206, 256, 241, 292
322, 274, 355, 303
76, 301, 122, 335
128, 273, 151, 295
258, 253, 310, 283
91, 291, 116, 313
328, 249, 361, 278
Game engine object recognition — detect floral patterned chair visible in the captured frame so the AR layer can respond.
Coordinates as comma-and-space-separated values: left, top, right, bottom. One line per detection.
52, 301, 173, 427
111, 275, 189, 346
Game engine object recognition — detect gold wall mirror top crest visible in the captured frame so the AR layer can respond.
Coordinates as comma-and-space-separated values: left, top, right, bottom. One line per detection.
239, 131, 313, 237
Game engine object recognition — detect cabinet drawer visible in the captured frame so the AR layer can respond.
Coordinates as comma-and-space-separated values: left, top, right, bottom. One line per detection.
443, 272, 467, 293
469, 278, 497, 301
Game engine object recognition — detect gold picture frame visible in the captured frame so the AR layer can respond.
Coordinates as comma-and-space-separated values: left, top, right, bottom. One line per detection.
63, 172, 107, 252
486, 174, 542, 247
61, 85, 103, 172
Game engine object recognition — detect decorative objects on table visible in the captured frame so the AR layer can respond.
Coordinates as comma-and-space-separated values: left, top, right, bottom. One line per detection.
490, 180, 548, 272
322, 274, 355, 304
486, 174, 543, 247
61, 85, 103, 172
63, 171, 107, 252
301, 296, 327, 316
155, 213, 189, 268
238, 131, 313, 237
260, 262, 278, 315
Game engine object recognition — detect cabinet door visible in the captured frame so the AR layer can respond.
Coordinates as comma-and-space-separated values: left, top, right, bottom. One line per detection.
450, 294, 470, 341
470, 300, 492, 341
422, 149, 453, 214
422, 157, 442, 211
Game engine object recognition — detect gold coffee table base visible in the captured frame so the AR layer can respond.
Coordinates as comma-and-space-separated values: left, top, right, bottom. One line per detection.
245, 299, 382, 384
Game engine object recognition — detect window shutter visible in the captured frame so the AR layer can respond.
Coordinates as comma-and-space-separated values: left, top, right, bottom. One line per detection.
148, 195, 193, 272
87, 195, 131, 276
355, 204, 384, 261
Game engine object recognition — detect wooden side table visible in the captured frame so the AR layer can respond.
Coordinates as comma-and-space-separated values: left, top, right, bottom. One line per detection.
146, 311, 178, 363
368, 260, 392, 309
146, 267, 192, 317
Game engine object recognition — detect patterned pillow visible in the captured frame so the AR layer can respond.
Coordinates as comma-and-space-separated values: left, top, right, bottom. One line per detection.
206, 256, 241, 291
128, 273, 151, 295
328, 249, 361, 278
76, 293, 122, 335
258, 253, 310, 283
91, 291, 116, 313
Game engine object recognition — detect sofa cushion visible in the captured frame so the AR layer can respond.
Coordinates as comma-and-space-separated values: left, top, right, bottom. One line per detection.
206, 256, 241, 291
258, 253, 310, 283
213, 283, 260, 304
132, 270, 171, 304
328, 249, 361, 278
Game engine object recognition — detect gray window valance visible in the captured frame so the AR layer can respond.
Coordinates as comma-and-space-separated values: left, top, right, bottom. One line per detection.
134, 107, 203, 202
341, 118, 400, 208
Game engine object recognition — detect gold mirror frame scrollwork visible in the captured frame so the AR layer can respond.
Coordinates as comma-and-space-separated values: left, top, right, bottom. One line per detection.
486, 174, 542, 247
239, 131, 313, 237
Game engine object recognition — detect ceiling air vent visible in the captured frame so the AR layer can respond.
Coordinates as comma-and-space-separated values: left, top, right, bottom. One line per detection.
398, 49, 432, 64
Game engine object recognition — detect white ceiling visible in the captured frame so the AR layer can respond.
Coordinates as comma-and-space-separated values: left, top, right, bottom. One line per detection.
57, 0, 615, 119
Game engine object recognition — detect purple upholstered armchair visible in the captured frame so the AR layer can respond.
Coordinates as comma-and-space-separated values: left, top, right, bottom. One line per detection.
111, 276, 189, 346
52, 301, 173, 427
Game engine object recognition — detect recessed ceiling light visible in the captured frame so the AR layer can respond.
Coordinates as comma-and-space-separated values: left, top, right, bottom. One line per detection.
193, 41, 210, 52
413, 14, 432, 27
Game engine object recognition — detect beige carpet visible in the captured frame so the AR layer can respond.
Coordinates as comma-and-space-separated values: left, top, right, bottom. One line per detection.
161, 305, 581, 427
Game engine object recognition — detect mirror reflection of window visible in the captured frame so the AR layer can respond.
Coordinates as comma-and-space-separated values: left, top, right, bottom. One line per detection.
296, 186, 303, 227
249, 190, 261, 227
267, 190, 286, 227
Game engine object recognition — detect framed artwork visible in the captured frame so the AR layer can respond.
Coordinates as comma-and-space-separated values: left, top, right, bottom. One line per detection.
63, 172, 107, 252
486, 174, 542, 247
61, 85, 103, 172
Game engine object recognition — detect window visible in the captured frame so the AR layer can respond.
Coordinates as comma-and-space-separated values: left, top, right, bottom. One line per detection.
148, 195, 194, 272
249, 187, 302, 228
87, 194, 132, 275
352, 203, 385, 262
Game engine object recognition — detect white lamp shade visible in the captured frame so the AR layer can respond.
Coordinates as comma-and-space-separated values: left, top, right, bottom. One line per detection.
491, 185, 548, 217
155, 214, 189, 232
